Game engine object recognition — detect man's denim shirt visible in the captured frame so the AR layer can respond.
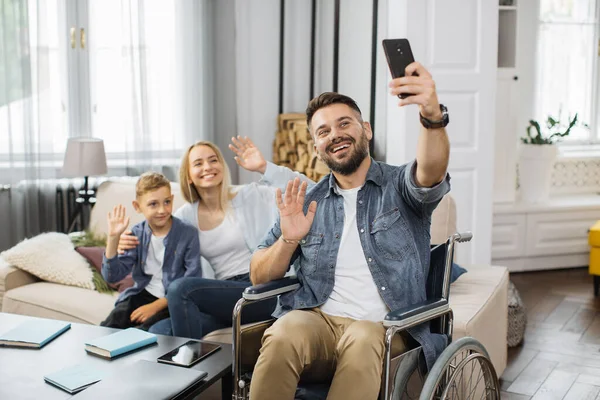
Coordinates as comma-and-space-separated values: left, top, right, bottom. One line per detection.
256, 159, 451, 370
102, 216, 201, 304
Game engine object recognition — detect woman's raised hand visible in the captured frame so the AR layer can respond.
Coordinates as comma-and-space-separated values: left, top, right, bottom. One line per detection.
276, 178, 317, 242
117, 230, 139, 254
229, 136, 267, 174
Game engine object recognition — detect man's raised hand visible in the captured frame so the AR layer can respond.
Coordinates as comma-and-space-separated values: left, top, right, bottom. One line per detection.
276, 178, 317, 242
388, 61, 443, 120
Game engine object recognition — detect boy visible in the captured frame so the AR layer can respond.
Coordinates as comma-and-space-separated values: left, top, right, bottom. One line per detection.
100, 172, 201, 330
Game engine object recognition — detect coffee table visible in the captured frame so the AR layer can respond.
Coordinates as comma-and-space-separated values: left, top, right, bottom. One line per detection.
0, 312, 232, 399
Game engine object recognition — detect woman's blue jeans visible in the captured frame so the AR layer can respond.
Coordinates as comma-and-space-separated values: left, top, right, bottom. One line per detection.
158, 273, 277, 339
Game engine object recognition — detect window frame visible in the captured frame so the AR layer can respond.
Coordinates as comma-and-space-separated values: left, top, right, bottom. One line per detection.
535, 0, 600, 147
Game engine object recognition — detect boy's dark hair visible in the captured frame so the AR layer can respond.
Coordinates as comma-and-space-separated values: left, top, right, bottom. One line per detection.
305, 92, 363, 130
136, 172, 171, 199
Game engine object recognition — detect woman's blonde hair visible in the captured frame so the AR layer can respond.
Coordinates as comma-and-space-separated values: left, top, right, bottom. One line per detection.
179, 141, 234, 212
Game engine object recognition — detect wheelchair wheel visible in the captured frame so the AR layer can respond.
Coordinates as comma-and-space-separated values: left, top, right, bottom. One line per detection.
419, 337, 500, 400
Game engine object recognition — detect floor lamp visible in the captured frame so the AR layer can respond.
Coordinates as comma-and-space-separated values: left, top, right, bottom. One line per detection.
61, 138, 108, 233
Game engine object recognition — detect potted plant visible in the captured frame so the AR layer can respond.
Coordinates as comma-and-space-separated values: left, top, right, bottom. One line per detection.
518, 113, 579, 203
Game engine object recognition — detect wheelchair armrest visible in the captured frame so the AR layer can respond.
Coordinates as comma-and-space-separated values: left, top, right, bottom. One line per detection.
383, 299, 450, 329
242, 277, 300, 301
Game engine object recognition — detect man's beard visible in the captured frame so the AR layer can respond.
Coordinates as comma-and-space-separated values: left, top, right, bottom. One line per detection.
321, 132, 370, 176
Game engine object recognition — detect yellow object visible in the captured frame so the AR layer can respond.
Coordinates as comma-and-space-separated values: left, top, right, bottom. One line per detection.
590, 247, 600, 275
588, 221, 600, 296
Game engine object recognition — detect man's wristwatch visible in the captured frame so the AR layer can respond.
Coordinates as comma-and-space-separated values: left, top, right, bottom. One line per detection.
420, 104, 449, 129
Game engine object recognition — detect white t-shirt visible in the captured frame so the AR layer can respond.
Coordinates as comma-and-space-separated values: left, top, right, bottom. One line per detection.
320, 185, 389, 322
144, 234, 166, 298
199, 213, 252, 280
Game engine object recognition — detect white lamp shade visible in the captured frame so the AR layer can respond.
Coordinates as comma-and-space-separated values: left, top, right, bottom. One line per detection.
62, 137, 108, 177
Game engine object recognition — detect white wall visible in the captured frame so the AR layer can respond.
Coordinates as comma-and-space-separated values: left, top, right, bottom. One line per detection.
213, 0, 240, 183
384, 0, 499, 266
493, 0, 539, 203
234, 0, 282, 184
232, 0, 383, 184
226, 1, 498, 266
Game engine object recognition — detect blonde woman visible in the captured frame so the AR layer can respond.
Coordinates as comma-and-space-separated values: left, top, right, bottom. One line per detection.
119, 137, 310, 337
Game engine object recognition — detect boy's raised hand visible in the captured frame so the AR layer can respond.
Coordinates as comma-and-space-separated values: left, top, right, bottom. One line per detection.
229, 135, 267, 174
107, 205, 130, 238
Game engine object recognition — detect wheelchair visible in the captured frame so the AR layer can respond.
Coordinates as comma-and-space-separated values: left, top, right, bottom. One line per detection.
230, 232, 500, 400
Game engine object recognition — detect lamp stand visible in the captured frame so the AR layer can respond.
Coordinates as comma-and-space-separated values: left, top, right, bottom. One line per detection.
67, 176, 97, 233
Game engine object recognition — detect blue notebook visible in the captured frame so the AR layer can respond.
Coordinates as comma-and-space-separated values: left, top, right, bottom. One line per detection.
44, 364, 108, 394
84, 328, 157, 359
0, 319, 71, 348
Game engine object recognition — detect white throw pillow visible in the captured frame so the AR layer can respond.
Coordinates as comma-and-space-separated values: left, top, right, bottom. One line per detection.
1, 232, 94, 290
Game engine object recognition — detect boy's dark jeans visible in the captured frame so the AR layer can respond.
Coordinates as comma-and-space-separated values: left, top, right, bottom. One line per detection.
100, 289, 169, 331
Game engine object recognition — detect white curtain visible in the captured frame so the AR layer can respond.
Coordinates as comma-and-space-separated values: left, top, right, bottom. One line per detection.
0, 0, 213, 250
87, 0, 213, 178
0, 0, 65, 251
535, 0, 598, 142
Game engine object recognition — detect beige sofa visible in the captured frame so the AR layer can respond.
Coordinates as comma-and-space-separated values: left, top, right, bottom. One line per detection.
0, 179, 509, 375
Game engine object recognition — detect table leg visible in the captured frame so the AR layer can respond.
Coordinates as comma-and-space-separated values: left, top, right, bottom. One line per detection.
221, 371, 233, 400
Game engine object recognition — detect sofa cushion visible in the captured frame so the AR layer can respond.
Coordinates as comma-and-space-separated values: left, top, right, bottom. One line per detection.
2, 281, 117, 325
1, 233, 94, 290
451, 262, 467, 283
449, 265, 508, 376
75, 246, 134, 293
75, 246, 104, 270
431, 194, 456, 245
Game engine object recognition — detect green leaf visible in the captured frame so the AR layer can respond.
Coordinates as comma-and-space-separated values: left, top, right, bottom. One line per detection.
547, 116, 558, 129
91, 266, 116, 294
522, 112, 590, 145
70, 230, 107, 247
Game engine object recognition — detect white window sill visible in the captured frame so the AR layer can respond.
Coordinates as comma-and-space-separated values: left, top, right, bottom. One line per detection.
0, 156, 181, 185
0, 156, 180, 170
557, 144, 600, 160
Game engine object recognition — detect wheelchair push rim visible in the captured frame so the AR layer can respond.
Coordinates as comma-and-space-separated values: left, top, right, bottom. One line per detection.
419, 337, 500, 400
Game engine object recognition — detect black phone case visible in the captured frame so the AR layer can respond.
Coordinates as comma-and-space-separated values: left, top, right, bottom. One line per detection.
157, 340, 221, 368
382, 38, 416, 99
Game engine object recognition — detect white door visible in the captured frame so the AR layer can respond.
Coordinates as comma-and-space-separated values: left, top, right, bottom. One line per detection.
384, 0, 498, 265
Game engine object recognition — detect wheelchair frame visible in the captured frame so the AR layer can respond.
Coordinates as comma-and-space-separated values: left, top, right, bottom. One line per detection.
230, 232, 500, 400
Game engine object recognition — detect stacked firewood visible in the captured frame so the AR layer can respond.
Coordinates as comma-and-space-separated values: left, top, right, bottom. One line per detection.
273, 113, 330, 182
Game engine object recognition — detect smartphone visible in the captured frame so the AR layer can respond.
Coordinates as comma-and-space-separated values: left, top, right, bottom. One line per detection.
382, 38, 416, 99
157, 340, 221, 368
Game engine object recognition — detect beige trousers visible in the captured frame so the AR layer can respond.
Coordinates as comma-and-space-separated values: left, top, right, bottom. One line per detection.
248, 308, 407, 400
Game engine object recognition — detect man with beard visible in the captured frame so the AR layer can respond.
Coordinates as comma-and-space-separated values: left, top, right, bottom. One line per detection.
249, 61, 451, 400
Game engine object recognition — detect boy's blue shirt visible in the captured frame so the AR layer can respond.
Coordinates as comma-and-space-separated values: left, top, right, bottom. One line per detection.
102, 216, 201, 304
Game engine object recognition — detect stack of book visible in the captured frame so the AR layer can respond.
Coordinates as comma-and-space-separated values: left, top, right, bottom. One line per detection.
84, 328, 157, 359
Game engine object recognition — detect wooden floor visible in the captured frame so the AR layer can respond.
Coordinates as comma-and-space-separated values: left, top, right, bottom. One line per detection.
501, 267, 600, 400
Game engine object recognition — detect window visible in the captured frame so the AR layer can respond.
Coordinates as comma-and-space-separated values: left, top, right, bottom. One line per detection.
535, 0, 599, 143
0, 0, 68, 157
1, 0, 209, 168
88, 0, 193, 157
